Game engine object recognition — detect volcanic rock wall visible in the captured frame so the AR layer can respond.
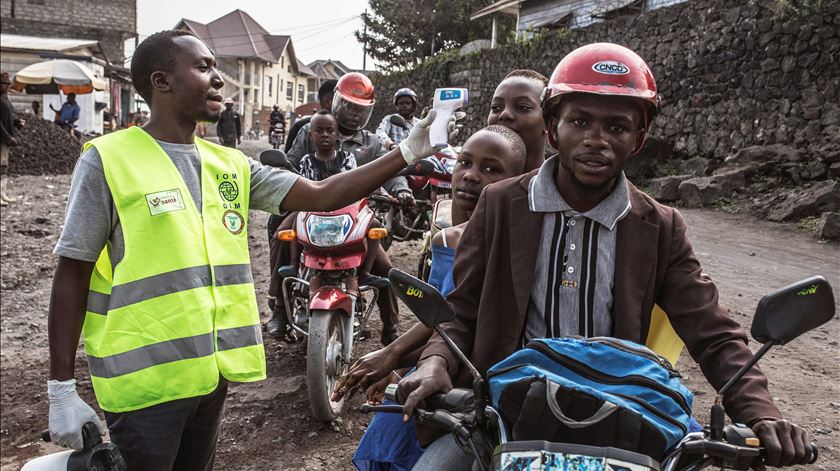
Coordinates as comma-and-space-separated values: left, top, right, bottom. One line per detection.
368, 0, 839, 161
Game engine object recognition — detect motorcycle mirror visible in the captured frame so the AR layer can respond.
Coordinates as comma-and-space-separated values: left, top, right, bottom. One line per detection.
260, 149, 293, 170
388, 268, 454, 328
389, 114, 409, 130
716, 276, 835, 401
388, 268, 482, 381
397, 159, 436, 177
751, 276, 835, 345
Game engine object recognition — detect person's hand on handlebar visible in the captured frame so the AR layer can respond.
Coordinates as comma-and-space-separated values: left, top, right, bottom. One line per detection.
366, 370, 402, 405
396, 190, 415, 208
751, 419, 812, 468
396, 355, 452, 422
332, 347, 399, 402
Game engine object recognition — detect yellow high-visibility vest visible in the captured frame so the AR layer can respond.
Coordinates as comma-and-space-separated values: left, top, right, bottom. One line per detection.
82, 127, 265, 412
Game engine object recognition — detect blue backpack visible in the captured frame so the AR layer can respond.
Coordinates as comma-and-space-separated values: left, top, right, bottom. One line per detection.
487, 337, 693, 460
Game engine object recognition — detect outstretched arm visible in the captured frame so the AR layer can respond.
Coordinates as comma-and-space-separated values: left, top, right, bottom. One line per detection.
282, 110, 439, 212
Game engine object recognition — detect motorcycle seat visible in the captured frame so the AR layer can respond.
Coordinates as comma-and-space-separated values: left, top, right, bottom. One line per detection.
359, 274, 390, 290
277, 265, 298, 279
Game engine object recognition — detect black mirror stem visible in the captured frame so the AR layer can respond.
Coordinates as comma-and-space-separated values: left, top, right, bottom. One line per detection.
434, 324, 482, 381
716, 340, 778, 405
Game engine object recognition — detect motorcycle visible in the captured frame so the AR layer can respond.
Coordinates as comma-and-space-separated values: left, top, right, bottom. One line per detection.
262, 150, 434, 422
364, 269, 831, 471
269, 121, 285, 149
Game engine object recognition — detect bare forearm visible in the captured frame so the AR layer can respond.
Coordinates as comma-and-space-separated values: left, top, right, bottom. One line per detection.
283, 148, 407, 211
49, 257, 95, 381
390, 323, 434, 359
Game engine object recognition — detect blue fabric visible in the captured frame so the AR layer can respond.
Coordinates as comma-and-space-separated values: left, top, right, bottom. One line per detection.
428, 244, 455, 296
60, 102, 80, 124
487, 337, 694, 454
353, 401, 424, 471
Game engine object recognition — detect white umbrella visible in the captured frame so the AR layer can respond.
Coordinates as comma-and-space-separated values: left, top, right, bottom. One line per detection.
11, 59, 107, 95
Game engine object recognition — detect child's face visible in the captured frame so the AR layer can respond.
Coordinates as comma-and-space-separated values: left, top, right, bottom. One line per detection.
309, 114, 338, 154
452, 131, 520, 212
487, 77, 544, 154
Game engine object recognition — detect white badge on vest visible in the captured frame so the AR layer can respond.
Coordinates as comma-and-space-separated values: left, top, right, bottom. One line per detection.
146, 189, 186, 216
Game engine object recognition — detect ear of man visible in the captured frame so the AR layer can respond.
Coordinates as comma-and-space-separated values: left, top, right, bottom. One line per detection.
150, 71, 172, 96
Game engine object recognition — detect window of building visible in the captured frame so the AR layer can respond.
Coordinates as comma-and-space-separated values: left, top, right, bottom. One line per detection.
298, 84, 305, 103
281, 57, 285, 68
286, 82, 293, 100
266, 76, 273, 97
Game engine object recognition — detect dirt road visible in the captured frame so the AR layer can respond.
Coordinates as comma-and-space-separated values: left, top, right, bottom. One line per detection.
1, 139, 837, 470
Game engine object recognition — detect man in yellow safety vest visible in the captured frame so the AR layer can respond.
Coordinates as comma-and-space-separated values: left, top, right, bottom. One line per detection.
46, 30, 441, 470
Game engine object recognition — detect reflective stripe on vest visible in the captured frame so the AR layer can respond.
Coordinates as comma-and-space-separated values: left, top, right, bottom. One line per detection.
85, 264, 253, 316
82, 128, 266, 413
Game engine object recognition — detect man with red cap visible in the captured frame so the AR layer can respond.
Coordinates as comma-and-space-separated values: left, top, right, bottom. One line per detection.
216, 97, 241, 148
397, 43, 813, 469
277, 72, 410, 345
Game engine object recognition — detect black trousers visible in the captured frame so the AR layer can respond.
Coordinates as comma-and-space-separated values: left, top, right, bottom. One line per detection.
104, 379, 228, 471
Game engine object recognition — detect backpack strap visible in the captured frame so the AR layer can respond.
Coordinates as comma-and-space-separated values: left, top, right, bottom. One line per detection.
546, 380, 618, 428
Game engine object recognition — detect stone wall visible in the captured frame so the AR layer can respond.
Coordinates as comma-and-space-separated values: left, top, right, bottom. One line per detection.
367, 0, 839, 160
0, 0, 137, 62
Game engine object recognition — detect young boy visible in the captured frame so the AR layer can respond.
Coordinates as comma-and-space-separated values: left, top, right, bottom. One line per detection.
298, 110, 356, 179
339, 125, 527, 471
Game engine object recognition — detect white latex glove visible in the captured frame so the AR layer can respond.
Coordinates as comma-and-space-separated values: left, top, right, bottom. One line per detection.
48, 379, 104, 449
448, 111, 467, 142
399, 109, 442, 164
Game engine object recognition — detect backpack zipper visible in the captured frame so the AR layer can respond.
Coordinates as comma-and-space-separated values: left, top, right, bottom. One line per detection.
612, 392, 688, 434
527, 340, 692, 416
586, 336, 680, 378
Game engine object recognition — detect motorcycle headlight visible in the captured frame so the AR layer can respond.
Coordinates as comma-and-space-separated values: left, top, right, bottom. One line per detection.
306, 214, 353, 247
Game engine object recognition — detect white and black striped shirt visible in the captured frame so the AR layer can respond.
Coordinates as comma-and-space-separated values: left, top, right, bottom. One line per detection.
524, 156, 631, 342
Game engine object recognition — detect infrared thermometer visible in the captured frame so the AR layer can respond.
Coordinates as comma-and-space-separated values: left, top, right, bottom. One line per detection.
429, 88, 468, 147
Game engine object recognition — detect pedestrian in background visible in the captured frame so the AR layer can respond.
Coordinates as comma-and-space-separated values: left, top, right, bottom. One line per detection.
216, 97, 241, 148
1, 71, 25, 205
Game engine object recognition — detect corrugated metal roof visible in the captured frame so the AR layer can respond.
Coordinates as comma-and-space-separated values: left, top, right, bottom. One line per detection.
0, 34, 99, 53
470, 0, 523, 20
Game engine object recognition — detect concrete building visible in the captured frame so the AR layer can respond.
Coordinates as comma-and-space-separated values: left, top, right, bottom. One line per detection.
176, 10, 316, 134
0, 0, 137, 63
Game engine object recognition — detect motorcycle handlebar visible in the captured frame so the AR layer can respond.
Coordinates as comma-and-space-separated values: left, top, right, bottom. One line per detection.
680, 440, 818, 466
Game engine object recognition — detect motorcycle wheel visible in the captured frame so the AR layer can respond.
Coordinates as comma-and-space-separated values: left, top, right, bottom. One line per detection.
306, 309, 347, 422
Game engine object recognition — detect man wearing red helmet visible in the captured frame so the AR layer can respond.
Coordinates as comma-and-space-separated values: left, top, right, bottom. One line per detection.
287, 73, 412, 202
284, 72, 410, 344
398, 43, 812, 469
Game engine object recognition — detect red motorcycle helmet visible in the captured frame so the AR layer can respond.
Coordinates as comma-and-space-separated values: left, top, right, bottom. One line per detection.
542, 43, 660, 154
332, 72, 376, 131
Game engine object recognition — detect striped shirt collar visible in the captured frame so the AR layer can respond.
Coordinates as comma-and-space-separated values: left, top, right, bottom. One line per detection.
528, 155, 632, 231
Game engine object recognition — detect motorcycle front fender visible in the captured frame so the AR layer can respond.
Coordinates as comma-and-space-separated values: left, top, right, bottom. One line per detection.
309, 287, 353, 317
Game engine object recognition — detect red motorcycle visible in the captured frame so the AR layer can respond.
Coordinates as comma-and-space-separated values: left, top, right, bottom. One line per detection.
264, 148, 433, 422
276, 196, 394, 422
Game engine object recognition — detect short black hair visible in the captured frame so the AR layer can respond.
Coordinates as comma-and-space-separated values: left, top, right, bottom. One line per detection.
131, 30, 196, 105
480, 124, 527, 171
504, 69, 549, 87
318, 79, 338, 101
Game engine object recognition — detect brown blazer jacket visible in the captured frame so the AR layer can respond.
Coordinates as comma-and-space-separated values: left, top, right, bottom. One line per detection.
420, 170, 782, 427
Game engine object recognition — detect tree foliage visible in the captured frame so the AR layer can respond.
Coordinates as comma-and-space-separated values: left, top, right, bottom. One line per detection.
356, 0, 515, 71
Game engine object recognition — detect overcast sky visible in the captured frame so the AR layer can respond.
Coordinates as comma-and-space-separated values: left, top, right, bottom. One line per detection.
130, 0, 375, 70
